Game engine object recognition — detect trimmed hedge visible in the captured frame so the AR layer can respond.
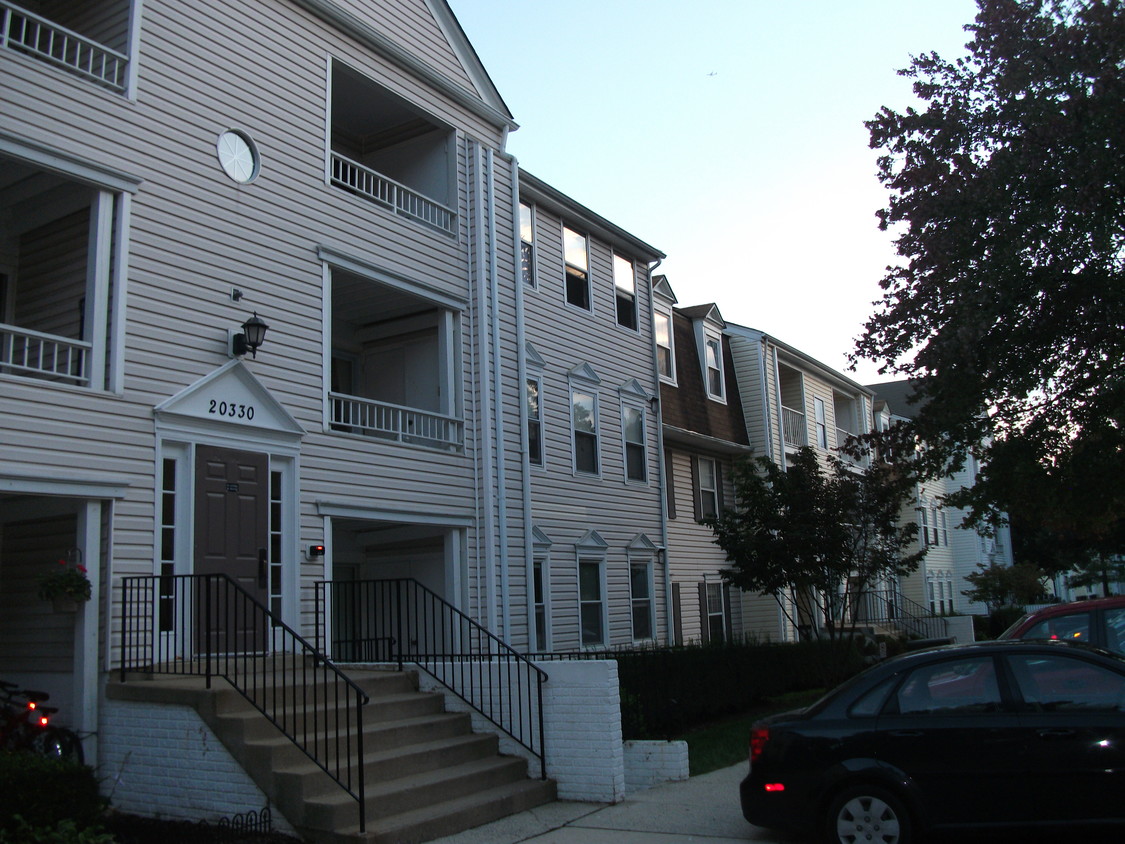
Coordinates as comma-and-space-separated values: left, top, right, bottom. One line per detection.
0, 753, 106, 835
611, 639, 867, 739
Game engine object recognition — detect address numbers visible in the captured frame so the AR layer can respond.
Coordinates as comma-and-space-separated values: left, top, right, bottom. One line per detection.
208, 399, 255, 420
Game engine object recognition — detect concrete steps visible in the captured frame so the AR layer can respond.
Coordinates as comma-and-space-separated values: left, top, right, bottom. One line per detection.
108, 666, 555, 843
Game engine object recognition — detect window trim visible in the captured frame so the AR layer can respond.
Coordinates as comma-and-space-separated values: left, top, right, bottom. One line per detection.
578, 556, 607, 647
621, 403, 647, 484
814, 397, 828, 449
571, 387, 600, 477
630, 560, 655, 642
520, 201, 537, 288
563, 224, 591, 311
613, 252, 638, 331
702, 330, 726, 402
654, 304, 676, 385
693, 456, 720, 520
526, 375, 544, 468
532, 555, 549, 651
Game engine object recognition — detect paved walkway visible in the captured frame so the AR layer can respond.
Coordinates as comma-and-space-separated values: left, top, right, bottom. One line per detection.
431, 763, 801, 844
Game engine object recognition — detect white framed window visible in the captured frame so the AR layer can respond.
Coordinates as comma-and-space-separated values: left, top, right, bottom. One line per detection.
703, 581, 727, 643
704, 335, 725, 400
520, 202, 536, 287
940, 509, 949, 546
654, 306, 676, 383
579, 558, 605, 646
614, 253, 637, 330
630, 562, 654, 641
572, 389, 599, 475
533, 557, 548, 651
526, 376, 544, 467
563, 226, 590, 310
695, 457, 719, 520
814, 397, 828, 449
623, 405, 646, 483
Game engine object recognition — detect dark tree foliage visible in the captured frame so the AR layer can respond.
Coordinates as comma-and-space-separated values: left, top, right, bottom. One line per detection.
704, 448, 925, 646
856, 0, 1125, 546
962, 560, 1051, 611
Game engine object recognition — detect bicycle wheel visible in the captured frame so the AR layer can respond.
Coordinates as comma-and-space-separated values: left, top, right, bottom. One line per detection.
32, 726, 84, 765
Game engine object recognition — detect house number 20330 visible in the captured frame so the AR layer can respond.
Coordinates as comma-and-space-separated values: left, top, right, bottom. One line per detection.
208, 399, 255, 420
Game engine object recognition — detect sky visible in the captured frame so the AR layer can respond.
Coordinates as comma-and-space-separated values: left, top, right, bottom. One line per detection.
446, 0, 980, 385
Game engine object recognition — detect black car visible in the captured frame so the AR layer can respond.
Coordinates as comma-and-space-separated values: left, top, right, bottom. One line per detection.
740, 640, 1125, 844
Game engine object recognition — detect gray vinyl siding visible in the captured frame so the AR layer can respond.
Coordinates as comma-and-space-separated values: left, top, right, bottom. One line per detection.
16, 210, 88, 339
1, 0, 515, 660
727, 332, 770, 460
521, 196, 664, 651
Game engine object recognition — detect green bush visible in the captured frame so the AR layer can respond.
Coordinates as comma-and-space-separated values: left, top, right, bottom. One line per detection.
0, 817, 115, 844
0, 753, 106, 835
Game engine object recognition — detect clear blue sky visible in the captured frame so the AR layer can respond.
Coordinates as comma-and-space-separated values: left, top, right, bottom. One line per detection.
447, 0, 979, 383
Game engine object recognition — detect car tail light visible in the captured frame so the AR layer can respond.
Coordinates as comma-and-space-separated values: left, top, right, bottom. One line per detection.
749, 727, 770, 763
764, 783, 785, 792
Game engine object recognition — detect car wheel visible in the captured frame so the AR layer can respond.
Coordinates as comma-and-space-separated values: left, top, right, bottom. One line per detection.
826, 784, 912, 844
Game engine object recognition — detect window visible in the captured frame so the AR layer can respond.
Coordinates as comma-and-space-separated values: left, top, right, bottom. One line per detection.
1023, 612, 1092, 644
939, 509, 949, 545
623, 406, 646, 482
563, 226, 590, 310
704, 582, 726, 643
572, 389, 599, 475
814, 397, 828, 449
159, 458, 177, 633
533, 558, 548, 651
1008, 654, 1125, 712
664, 451, 677, 519
654, 308, 675, 381
270, 470, 283, 624
614, 254, 637, 329
704, 336, 724, 399
631, 563, 654, 641
895, 657, 1001, 715
579, 559, 605, 646
520, 202, 536, 287
696, 457, 719, 519
919, 505, 931, 546
526, 377, 543, 466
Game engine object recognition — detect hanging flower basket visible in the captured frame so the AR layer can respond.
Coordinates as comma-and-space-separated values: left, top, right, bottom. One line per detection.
38, 558, 92, 607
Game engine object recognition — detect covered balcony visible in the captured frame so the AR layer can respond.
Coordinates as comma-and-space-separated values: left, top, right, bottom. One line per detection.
1, 0, 132, 93
778, 364, 806, 448
329, 269, 462, 451
833, 392, 867, 466
0, 157, 121, 390
329, 61, 457, 235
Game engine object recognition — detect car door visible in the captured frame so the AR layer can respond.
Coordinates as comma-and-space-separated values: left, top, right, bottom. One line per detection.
1005, 650, 1125, 823
872, 654, 1027, 826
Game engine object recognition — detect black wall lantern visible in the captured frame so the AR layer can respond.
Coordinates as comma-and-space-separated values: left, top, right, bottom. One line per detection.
232, 312, 269, 358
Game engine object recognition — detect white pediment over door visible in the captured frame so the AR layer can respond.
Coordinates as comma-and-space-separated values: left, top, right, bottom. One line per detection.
154, 360, 305, 446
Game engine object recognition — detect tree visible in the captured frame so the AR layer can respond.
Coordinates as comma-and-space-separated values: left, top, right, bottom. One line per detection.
704, 448, 925, 648
856, 0, 1125, 548
1066, 553, 1125, 596
962, 561, 1051, 612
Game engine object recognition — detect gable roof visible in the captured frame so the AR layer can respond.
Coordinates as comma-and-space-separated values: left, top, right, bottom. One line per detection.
867, 378, 925, 420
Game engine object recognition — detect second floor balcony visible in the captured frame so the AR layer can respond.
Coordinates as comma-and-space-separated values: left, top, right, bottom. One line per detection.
1, 0, 131, 93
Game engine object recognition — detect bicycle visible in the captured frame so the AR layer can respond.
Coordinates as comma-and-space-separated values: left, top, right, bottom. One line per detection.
0, 679, 84, 764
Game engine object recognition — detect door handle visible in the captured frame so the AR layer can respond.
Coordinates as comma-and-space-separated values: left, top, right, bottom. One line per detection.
258, 548, 268, 589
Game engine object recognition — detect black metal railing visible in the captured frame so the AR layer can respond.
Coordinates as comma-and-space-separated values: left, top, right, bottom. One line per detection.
120, 574, 370, 832
851, 588, 948, 640
315, 578, 547, 779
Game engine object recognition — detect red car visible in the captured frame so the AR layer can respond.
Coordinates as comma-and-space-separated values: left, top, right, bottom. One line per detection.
1001, 596, 1125, 654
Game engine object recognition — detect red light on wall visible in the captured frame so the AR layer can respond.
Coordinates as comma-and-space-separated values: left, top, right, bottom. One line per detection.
764, 783, 786, 792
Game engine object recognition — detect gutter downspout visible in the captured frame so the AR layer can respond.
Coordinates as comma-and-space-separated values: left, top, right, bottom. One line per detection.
771, 343, 787, 472
471, 142, 498, 633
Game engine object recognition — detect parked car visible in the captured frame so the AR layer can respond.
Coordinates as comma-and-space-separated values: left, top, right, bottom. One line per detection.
1001, 596, 1125, 654
740, 640, 1125, 844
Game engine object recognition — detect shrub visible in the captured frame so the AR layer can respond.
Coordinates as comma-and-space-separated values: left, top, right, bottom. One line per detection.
0, 753, 106, 835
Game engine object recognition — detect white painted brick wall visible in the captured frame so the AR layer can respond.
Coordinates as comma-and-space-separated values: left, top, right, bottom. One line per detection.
99, 698, 297, 834
623, 740, 690, 793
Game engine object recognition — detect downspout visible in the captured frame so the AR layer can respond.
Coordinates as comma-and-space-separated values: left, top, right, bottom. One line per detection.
771, 343, 787, 472
507, 155, 538, 651
471, 141, 498, 633
486, 148, 511, 641
646, 259, 674, 646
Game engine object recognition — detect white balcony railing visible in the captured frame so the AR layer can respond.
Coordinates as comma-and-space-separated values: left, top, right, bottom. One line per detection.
1, 2, 128, 92
330, 153, 457, 235
0, 323, 90, 386
781, 405, 806, 447
329, 392, 463, 451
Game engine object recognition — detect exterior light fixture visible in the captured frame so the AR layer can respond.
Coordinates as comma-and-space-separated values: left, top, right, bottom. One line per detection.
232, 312, 269, 358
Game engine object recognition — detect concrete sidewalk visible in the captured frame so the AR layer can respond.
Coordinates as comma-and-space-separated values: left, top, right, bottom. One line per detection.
431, 763, 800, 844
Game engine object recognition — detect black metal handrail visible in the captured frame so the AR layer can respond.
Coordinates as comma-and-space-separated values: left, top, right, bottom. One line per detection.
120, 574, 370, 832
852, 588, 948, 640
315, 578, 548, 779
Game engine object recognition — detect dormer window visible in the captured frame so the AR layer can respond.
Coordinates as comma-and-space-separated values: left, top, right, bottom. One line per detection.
654, 306, 675, 382
704, 335, 725, 401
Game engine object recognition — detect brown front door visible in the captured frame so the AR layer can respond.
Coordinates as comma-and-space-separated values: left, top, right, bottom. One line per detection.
194, 445, 269, 653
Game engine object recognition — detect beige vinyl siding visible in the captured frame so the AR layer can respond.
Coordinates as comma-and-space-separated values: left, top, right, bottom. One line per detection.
728, 333, 769, 460
521, 197, 663, 650
1, 0, 514, 656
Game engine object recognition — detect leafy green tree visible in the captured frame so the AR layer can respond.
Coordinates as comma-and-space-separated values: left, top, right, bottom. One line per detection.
856, 0, 1125, 549
1066, 553, 1125, 596
962, 561, 1051, 611
704, 448, 925, 656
